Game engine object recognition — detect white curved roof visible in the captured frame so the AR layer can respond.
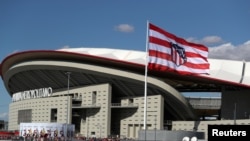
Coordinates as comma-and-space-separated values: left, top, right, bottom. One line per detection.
57, 47, 250, 87
58, 47, 146, 64
1, 47, 199, 120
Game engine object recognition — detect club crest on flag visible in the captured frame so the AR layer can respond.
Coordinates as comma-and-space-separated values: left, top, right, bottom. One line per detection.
170, 42, 187, 66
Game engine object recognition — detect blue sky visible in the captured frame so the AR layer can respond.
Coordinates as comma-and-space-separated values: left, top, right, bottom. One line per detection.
0, 0, 249, 121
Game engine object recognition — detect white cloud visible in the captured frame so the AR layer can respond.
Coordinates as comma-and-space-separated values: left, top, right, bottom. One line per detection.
61, 45, 70, 49
57, 45, 71, 50
186, 35, 224, 45
0, 112, 8, 120
201, 36, 224, 45
208, 40, 250, 61
114, 24, 134, 33
186, 35, 250, 61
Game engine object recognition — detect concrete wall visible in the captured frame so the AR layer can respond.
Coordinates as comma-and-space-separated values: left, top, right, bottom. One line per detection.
9, 96, 69, 130
54, 83, 112, 138
120, 95, 164, 139
8, 83, 112, 138
78, 83, 112, 138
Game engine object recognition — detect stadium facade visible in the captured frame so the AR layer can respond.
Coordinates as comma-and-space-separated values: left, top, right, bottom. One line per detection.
1, 47, 250, 140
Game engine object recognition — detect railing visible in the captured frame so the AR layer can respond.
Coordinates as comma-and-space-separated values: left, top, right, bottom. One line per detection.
72, 103, 101, 108
191, 104, 221, 109
72, 103, 138, 108
186, 97, 221, 109
111, 103, 138, 108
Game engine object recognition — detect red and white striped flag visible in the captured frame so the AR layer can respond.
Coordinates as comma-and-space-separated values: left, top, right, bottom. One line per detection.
148, 23, 210, 74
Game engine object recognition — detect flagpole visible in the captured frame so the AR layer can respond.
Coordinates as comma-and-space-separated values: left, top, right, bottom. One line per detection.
143, 20, 150, 140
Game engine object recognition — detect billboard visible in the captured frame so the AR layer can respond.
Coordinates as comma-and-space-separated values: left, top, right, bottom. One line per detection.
19, 123, 75, 139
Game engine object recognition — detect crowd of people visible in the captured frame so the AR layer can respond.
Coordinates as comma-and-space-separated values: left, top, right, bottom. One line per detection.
0, 135, 134, 141
0, 130, 134, 141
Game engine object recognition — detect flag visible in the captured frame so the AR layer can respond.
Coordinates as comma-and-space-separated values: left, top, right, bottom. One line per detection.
148, 23, 210, 74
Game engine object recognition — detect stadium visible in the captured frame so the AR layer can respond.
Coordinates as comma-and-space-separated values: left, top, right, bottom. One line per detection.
1, 47, 250, 140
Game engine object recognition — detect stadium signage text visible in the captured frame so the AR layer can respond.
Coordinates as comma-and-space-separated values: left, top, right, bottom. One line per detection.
12, 87, 53, 102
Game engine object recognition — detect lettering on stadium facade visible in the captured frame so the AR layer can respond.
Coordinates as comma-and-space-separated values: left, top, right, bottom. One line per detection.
12, 87, 53, 102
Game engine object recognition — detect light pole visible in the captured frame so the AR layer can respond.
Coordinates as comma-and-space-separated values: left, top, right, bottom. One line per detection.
66, 72, 71, 141
66, 72, 71, 124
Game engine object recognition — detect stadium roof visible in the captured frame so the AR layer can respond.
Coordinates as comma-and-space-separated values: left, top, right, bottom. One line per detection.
1, 47, 250, 120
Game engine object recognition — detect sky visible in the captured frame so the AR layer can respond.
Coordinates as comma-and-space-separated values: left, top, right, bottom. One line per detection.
0, 0, 249, 121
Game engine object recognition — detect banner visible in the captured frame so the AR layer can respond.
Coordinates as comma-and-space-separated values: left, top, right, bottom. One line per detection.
19, 123, 75, 139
